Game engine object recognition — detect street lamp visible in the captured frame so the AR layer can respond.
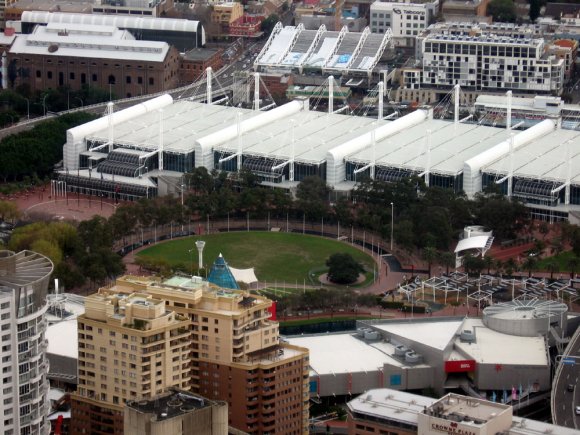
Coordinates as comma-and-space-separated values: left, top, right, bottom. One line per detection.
390, 202, 394, 252
42, 94, 48, 117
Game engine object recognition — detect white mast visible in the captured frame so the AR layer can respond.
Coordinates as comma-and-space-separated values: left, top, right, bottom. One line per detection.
328, 75, 334, 114
206, 67, 212, 105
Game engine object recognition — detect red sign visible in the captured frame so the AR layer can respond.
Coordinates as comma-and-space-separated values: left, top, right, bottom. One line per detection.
445, 360, 476, 373
268, 301, 277, 321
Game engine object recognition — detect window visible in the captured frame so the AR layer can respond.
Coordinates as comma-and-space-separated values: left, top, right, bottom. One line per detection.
47, 71, 53, 79
126, 76, 131, 84
108, 74, 116, 84
149, 77, 154, 86
70, 72, 75, 80
35, 70, 41, 78
92, 73, 97, 82
81, 73, 86, 84
137, 76, 143, 84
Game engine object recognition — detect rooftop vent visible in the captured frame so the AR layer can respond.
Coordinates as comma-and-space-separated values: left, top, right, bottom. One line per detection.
460, 329, 476, 343
48, 44, 59, 53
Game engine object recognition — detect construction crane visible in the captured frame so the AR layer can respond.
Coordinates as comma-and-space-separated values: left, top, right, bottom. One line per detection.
334, 0, 344, 31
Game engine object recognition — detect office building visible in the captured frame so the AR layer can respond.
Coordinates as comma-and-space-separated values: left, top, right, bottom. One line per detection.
124, 389, 228, 435
369, 0, 439, 47
0, 250, 54, 435
441, 0, 490, 23
71, 275, 310, 434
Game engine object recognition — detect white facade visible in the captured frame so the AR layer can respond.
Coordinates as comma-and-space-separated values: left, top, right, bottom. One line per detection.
370, 0, 439, 46
0, 251, 53, 435
419, 35, 565, 94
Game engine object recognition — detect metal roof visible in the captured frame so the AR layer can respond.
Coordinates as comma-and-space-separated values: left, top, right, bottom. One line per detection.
348, 119, 511, 176
213, 110, 381, 164
87, 101, 256, 153
482, 128, 580, 185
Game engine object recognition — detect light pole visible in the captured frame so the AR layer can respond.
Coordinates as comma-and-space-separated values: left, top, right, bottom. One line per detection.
390, 202, 394, 252
42, 94, 48, 117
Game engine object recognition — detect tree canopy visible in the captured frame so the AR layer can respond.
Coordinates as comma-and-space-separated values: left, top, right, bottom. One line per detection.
326, 253, 364, 284
488, 0, 517, 22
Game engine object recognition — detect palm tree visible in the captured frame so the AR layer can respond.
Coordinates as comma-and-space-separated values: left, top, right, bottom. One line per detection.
504, 258, 517, 277
423, 246, 437, 278
439, 251, 456, 275
567, 256, 580, 279
523, 256, 537, 278
545, 258, 560, 281
483, 255, 495, 275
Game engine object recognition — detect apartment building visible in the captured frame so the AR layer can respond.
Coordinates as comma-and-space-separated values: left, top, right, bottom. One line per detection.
72, 275, 310, 434
211, 2, 243, 34
0, 250, 54, 435
70, 291, 192, 434
369, 0, 439, 47
419, 34, 564, 93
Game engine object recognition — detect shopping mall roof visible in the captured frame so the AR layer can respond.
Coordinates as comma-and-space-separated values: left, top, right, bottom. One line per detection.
454, 318, 548, 366
373, 319, 463, 351
347, 120, 512, 177
481, 128, 580, 185
46, 320, 78, 359
287, 333, 401, 375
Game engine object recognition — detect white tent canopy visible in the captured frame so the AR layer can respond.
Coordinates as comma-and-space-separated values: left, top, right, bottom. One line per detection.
454, 235, 492, 254
229, 267, 258, 284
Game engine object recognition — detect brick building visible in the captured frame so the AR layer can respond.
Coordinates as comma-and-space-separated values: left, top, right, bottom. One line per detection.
180, 47, 223, 83
7, 21, 180, 98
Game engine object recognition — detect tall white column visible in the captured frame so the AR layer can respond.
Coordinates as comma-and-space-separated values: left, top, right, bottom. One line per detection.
206, 67, 212, 105
328, 75, 334, 114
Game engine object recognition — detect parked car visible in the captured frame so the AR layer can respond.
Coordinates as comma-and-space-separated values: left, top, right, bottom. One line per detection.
575, 405, 580, 415
567, 384, 575, 392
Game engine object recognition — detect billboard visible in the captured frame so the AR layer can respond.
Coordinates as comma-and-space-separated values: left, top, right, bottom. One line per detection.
445, 360, 476, 373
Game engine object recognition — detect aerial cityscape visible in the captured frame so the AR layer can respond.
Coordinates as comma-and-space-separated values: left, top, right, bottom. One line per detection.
0, 0, 579, 433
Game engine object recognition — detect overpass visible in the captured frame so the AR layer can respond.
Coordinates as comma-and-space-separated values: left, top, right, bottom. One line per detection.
551, 324, 580, 429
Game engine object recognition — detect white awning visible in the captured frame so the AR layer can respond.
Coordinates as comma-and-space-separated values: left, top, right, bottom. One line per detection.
454, 236, 491, 254
229, 267, 258, 284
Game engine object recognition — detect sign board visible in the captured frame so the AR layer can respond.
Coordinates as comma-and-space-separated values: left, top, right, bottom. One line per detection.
445, 360, 476, 373
562, 357, 575, 365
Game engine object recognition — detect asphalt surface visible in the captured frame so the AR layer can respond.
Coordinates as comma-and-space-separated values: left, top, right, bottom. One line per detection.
552, 326, 580, 429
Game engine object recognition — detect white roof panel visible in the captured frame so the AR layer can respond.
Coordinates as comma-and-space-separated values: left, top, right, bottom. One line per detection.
286, 333, 396, 374
373, 320, 463, 351
348, 120, 511, 176
88, 101, 256, 153
483, 128, 580, 184
46, 321, 78, 359
455, 235, 491, 253
454, 318, 548, 366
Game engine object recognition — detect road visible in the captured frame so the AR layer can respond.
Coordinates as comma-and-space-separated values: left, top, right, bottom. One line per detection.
551, 326, 580, 429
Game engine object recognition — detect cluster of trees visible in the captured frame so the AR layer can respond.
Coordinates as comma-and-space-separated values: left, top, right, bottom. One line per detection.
0, 112, 97, 182
353, 176, 529, 253
7, 217, 125, 291
273, 287, 378, 315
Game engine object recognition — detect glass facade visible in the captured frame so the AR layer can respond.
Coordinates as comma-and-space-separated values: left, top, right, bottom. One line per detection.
214, 152, 327, 183
163, 151, 194, 173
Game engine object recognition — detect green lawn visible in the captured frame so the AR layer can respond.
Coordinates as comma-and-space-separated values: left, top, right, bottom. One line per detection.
536, 250, 577, 273
137, 232, 376, 284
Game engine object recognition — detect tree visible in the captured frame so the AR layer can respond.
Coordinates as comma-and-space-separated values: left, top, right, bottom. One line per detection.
487, 0, 517, 22
326, 253, 364, 285
422, 246, 437, 278
529, 0, 541, 21
483, 255, 495, 275
296, 176, 331, 220
438, 251, 456, 275
261, 14, 280, 36
544, 258, 559, 281
566, 256, 580, 279
0, 200, 20, 222
523, 256, 537, 278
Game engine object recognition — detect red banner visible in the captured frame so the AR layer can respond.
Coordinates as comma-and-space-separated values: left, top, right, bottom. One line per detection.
445, 360, 476, 373
268, 301, 277, 321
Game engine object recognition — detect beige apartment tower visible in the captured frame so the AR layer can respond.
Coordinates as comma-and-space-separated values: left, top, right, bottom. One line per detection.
71, 275, 310, 434
71, 292, 192, 434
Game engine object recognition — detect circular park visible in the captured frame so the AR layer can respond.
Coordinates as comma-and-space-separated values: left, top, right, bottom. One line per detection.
136, 231, 377, 287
